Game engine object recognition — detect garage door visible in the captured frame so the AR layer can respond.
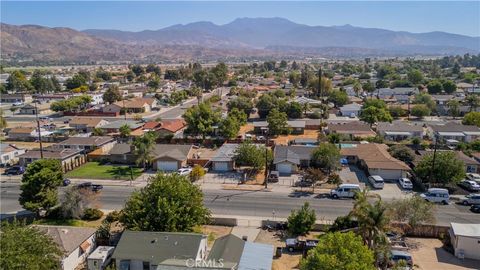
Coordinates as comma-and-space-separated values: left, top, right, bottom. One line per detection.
277, 162, 292, 175
157, 161, 178, 172
214, 162, 229, 171
371, 169, 403, 180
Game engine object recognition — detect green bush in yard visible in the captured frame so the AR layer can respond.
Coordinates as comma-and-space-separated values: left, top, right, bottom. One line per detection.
82, 208, 103, 221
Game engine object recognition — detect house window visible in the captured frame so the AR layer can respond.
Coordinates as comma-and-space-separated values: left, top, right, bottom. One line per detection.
142, 261, 149, 270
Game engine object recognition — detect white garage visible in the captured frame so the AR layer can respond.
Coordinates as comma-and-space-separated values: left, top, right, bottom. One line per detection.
156, 160, 178, 172
276, 162, 294, 175
368, 168, 406, 181
213, 162, 230, 172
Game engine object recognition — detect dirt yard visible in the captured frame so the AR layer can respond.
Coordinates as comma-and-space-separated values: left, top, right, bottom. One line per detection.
2, 141, 55, 150
239, 123, 254, 136
201, 225, 233, 247
408, 238, 479, 270
272, 130, 320, 145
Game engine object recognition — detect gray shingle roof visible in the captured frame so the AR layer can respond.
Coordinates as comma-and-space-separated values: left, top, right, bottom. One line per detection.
273, 145, 316, 165
35, 225, 96, 255
100, 120, 143, 130
112, 231, 205, 264
211, 143, 239, 162
430, 122, 480, 133
108, 143, 191, 161
377, 122, 423, 133
57, 136, 114, 146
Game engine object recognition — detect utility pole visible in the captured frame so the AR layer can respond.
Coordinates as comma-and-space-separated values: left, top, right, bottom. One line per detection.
429, 136, 439, 186
318, 67, 322, 99
122, 99, 127, 121
34, 100, 44, 158
264, 129, 269, 189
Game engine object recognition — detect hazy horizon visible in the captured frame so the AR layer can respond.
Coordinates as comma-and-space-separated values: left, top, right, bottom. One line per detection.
1, 1, 479, 37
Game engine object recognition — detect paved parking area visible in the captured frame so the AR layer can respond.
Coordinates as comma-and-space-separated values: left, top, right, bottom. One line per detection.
370, 183, 412, 200
202, 172, 242, 184
339, 165, 367, 187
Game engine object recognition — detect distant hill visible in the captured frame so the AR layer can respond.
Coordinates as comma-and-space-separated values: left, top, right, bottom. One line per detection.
2, 18, 479, 64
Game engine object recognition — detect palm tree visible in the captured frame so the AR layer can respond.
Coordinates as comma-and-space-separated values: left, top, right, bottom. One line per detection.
466, 95, 480, 112
132, 132, 158, 169
119, 124, 131, 139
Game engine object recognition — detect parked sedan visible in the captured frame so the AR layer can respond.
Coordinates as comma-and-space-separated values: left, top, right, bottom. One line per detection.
471, 204, 480, 213
77, 182, 103, 192
398, 178, 413, 189
466, 173, 480, 183
461, 194, 480, 205
178, 167, 192, 176
458, 180, 480, 192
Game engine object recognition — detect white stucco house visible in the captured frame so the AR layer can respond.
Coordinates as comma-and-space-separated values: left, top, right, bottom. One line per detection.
339, 103, 362, 117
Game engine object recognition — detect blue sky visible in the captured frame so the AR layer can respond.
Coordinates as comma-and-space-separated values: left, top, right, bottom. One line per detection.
2, 1, 479, 37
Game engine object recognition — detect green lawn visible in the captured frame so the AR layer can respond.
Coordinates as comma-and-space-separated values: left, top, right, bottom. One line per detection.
66, 162, 143, 180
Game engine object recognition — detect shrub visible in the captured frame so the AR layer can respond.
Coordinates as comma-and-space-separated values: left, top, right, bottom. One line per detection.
190, 165, 206, 181
105, 210, 122, 223
82, 208, 103, 221
287, 202, 316, 236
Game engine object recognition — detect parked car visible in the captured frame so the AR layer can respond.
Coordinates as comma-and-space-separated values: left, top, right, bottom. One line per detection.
398, 178, 413, 189
466, 173, 480, 183
77, 182, 103, 192
285, 237, 319, 252
458, 180, 480, 192
389, 250, 413, 267
4, 166, 25, 175
470, 204, 480, 213
420, 188, 449, 204
268, 171, 279, 183
368, 175, 384, 189
461, 194, 480, 205
12, 102, 23, 106
295, 180, 312, 187
330, 184, 361, 199
63, 179, 71, 186
178, 167, 192, 176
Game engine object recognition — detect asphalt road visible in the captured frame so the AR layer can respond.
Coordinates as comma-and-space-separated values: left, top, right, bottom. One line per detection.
2, 182, 479, 225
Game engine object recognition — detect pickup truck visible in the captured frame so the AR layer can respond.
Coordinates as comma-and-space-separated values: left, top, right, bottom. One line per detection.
77, 182, 103, 192
285, 237, 319, 252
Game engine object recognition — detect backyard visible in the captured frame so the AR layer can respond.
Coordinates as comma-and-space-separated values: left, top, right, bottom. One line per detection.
65, 162, 143, 180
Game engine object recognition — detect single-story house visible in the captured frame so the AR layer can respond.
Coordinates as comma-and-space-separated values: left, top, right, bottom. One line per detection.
339, 103, 362, 117
429, 122, 480, 143
53, 136, 116, 154
449, 223, 480, 260
376, 122, 424, 141
105, 143, 193, 171
456, 151, 480, 173
103, 98, 157, 114
207, 234, 273, 270
0, 143, 26, 166
36, 225, 96, 270
99, 120, 144, 134
33, 93, 72, 103
293, 96, 322, 106
341, 143, 411, 180
210, 143, 239, 171
157, 119, 187, 138
18, 148, 86, 172
0, 93, 33, 103
253, 120, 306, 135
7, 127, 53, 141
112, 231, 207, 270
69, 117, 109, 133
141, 121, 162, 132
326, 121, 376, 138
273, 145, 316, 175
17, 103, 52, 115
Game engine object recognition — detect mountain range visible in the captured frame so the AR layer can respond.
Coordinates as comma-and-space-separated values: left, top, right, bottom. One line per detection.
2, 17, 479, 64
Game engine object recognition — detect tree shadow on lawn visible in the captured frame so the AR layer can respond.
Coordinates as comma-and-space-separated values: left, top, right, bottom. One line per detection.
106, 166, 141, 180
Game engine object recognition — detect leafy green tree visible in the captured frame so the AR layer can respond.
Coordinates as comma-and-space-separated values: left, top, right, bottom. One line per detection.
103, 85, 122, 104
360, 106, 393, 125
267, 108, 288, 135
183, 102, 221, 139
228, 108, 247, 125
0, 109, 7, 129
388, 145, 415, 163
30, 70, 53, 93
300, 231, 375, 270
92, 127, 105, 136
6, 70, 32, 92
363, 99, 387, 109
256, 93, 277, 118
289, 71, 301, 87
442, 80, 457, 94
130, 64, 145, 77
133, 132, 158, 169
50, 95, 92, 113
447, 100, 461, 118
413, 93, 436, 111
287, 202, 316, 235
407, 69, 424, 85
466, 95, 480, 112
388, 106, 407, 118
119, 124, 131, 138
0, 220, 62, 269
147, 77, 160, 90
227, 96, 253, 115
189, 165, 206, 181
311, 143, 340, 174
414, 151, 465, 186
410, 104, 431, 119
328, 90, 349, 107
121, 173, 210, 232
362, 82, 375, 93
218, 116, 240, 139
19, 159, 63, 215
427, 80, 443, 94
65, 74, 88, 90
387, 195, 436, 228
303, 168, 327, 192
462, 111, 480, 127
287, 101, 303, 118
233, 141, 271, 171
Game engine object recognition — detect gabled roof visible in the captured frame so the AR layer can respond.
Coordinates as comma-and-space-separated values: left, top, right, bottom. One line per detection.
69, 117, 108, 127
0, 143, 22, 153
18, 148, 83, 159
327, 121, 375, 134
377, 122, 424, 133
142, 121, 162, 130
211, 143, 239, 162
273, 145, 316, 165
35, 225, 96, 255
430, 122, 480, 133
159, 119, 187, 133
451, 223, 480, 237
112, 231, 205, 264
109, 143, 192, 161
112, 98, 156, 108
341, 143, 410, 171
56, 136, 114, 146
100, 120, 143, 130
339, 103, 362, 111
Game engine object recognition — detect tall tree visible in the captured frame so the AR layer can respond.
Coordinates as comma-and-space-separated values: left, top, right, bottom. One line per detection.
119, 124, 131, 139
300, 231, 375, 270
410, 104, 431, 119
19, 159, 63, 216
0, 220, 63, 269
388, 145, 415, 163
121, 173, 210, 232
218, 115, 240, 139
103, 85, 122, 104
407, 69, 424, 85
447, 100, 460, 118
463, 111, 480, 127
287, 202, 316, 236
6, 70, 32, 92
466, 95, 480, 112
183, 102, 221, 139
311, 143, 340, 174
266, 108, 288, 136
359, 106, 393, 126
414, 152, 465, 186
328, 90, 349, 107
233, 141, 271, 171
133, 132, 158, 169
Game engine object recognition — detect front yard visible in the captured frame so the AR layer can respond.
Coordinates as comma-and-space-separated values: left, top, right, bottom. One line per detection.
65, 162, 143, 180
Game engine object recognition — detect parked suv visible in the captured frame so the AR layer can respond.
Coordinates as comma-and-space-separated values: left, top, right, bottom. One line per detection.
420, 188, 449, 204
461, 194, 480, 205
368, 175, 385, 189
459, 180, 480, 192
330, 184, 361, 199
4, 166, 25, 175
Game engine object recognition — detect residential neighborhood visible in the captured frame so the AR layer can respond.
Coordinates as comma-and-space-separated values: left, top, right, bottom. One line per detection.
1, 2, 480, 270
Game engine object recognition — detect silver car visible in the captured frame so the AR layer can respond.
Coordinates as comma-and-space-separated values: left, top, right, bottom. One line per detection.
461, 194, 480, 205
398, 178, 413, 189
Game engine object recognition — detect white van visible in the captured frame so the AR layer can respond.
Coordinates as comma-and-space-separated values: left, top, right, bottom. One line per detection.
330, 184, 361, 199
368, 175, 385, 189
420, 188, 449, 204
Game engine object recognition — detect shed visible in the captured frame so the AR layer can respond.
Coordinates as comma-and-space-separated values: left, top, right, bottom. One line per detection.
449, 223, 480, 260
